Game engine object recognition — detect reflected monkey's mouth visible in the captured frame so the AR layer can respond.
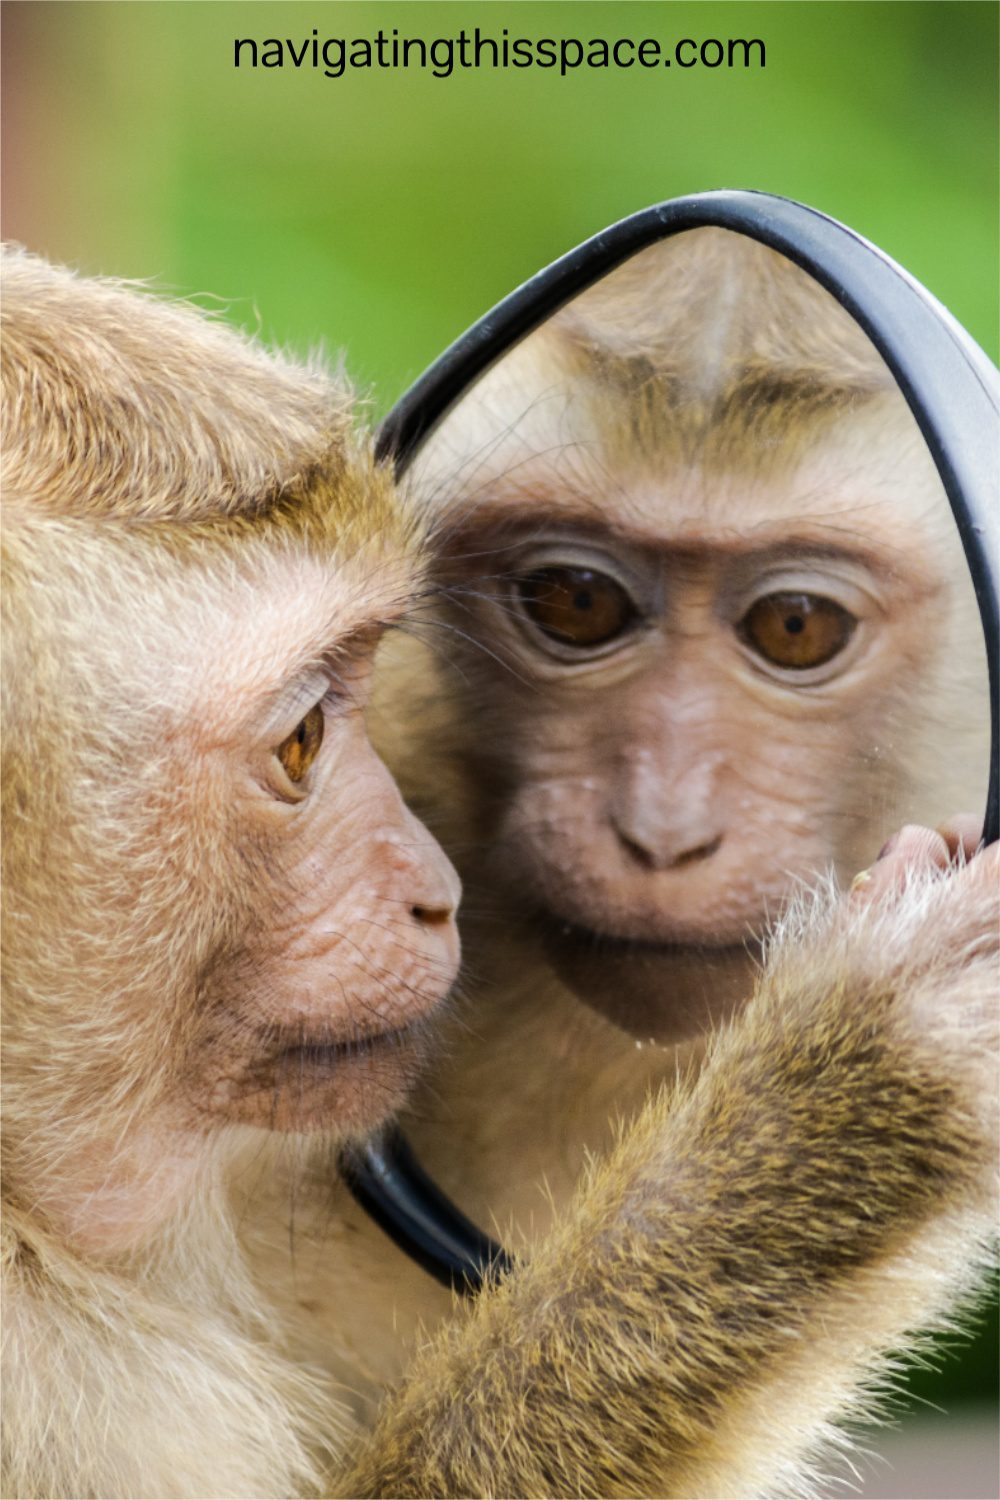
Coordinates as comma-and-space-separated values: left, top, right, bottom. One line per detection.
532, 903, 760, 957
537, 914, 759, 1043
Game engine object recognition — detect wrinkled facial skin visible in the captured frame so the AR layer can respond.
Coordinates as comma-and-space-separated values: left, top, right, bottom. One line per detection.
186, 636, 462, 1135
439, 429, 946, 952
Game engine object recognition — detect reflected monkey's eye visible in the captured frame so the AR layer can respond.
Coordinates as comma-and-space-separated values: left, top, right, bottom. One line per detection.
276, 703, 325, 783
739, 592, 856, 670
516, 566, 638, 650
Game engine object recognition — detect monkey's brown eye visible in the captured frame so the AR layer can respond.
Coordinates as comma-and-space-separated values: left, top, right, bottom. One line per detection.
276, 703, 325, 783
739, 592, 856, 670
516, 567, 637, 649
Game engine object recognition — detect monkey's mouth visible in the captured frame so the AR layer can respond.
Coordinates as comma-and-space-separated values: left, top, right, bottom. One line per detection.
542, 916, 752, 953
207, 1020, 434, 1132
534, 902, 761, 963
271, 1025, 417, 1076
539, 919, 757, 1043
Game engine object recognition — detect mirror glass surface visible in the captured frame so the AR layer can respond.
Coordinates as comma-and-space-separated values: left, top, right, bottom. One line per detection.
374, 228, 991, 1225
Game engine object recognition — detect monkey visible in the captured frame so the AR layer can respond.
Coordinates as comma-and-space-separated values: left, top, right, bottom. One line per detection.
244, 229, 999, 1479
0, 244, 466, 1497
1, 245, 996, 1500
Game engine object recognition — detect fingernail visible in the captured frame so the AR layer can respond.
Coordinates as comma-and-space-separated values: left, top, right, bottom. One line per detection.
850, 869, 873, 892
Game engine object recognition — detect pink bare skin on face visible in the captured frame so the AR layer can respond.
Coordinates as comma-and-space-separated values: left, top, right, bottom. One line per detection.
188, 627, 461, 1134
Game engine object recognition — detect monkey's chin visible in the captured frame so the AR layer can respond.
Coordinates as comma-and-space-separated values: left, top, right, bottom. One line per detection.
540, 920, 758, 1044
207, 1026, 433, 1134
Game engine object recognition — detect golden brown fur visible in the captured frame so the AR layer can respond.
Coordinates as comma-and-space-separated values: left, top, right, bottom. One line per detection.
1, 248, 350, 522
2, 245, 996, 1500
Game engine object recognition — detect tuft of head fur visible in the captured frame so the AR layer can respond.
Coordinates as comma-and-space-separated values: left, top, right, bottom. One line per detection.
1, 244, 351, 523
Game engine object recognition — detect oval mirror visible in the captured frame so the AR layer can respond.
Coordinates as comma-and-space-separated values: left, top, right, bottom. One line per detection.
342, 192, 999, 1292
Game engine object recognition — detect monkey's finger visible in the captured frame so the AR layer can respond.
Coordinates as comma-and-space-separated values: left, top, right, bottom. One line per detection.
934, 813, 985, 863
850, 824, 951, 905
949, 835, 1000, 889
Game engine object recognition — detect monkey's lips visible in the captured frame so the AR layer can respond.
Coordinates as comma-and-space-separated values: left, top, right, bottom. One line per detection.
210, 1020, 435, 1132
273, 1029, 412, 1075
540, 919, 757, 1043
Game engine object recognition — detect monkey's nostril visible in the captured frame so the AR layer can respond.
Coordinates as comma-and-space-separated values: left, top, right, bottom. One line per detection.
410, 903, 454, 926
618, 834, 658, 871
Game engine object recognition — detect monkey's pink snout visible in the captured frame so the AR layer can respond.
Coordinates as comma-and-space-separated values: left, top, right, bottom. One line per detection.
385, 831, 463, 987
404, 844, 461, 923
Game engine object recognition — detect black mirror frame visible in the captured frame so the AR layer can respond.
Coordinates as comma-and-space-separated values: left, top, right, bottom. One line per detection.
341, 190, 999, 1293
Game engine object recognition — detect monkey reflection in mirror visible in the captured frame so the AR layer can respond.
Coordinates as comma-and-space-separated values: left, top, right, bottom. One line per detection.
326, 229, 997, 1488
364, 227, 992, 1220
1, 245, 996, 1500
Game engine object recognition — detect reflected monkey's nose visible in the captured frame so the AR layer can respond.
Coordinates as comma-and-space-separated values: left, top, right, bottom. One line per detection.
614, 828, 722, 876
610, 747, 726, 873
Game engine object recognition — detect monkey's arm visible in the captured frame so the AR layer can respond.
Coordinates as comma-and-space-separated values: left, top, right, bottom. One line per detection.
337, 847, 998, 1500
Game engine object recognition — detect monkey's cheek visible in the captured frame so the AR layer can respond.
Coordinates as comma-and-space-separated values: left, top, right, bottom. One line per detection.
189, 925, 460, 1133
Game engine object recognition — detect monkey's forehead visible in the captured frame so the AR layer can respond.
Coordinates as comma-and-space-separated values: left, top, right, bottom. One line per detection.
409, 363, 944, 541
2, 436, 427, 730
179, 543, 420, 728
1, 489, 425, 737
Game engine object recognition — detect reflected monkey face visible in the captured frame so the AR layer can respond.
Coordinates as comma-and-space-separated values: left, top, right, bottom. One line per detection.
439, 448, 945, 946
407, 229, 984, 956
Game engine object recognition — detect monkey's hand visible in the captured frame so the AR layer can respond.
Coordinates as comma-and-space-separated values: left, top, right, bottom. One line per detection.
808, 816, 998, 1181
338, 827, 998, 1500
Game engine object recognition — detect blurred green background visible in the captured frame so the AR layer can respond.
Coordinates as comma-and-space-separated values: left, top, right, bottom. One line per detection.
3, 0, 998, 408
2, 0, 997, 1481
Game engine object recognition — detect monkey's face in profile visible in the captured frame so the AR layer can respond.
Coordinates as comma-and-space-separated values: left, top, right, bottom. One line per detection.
4, 512, 460, 1248
1, 250, 460, 1251
177, 552, 462, 1136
